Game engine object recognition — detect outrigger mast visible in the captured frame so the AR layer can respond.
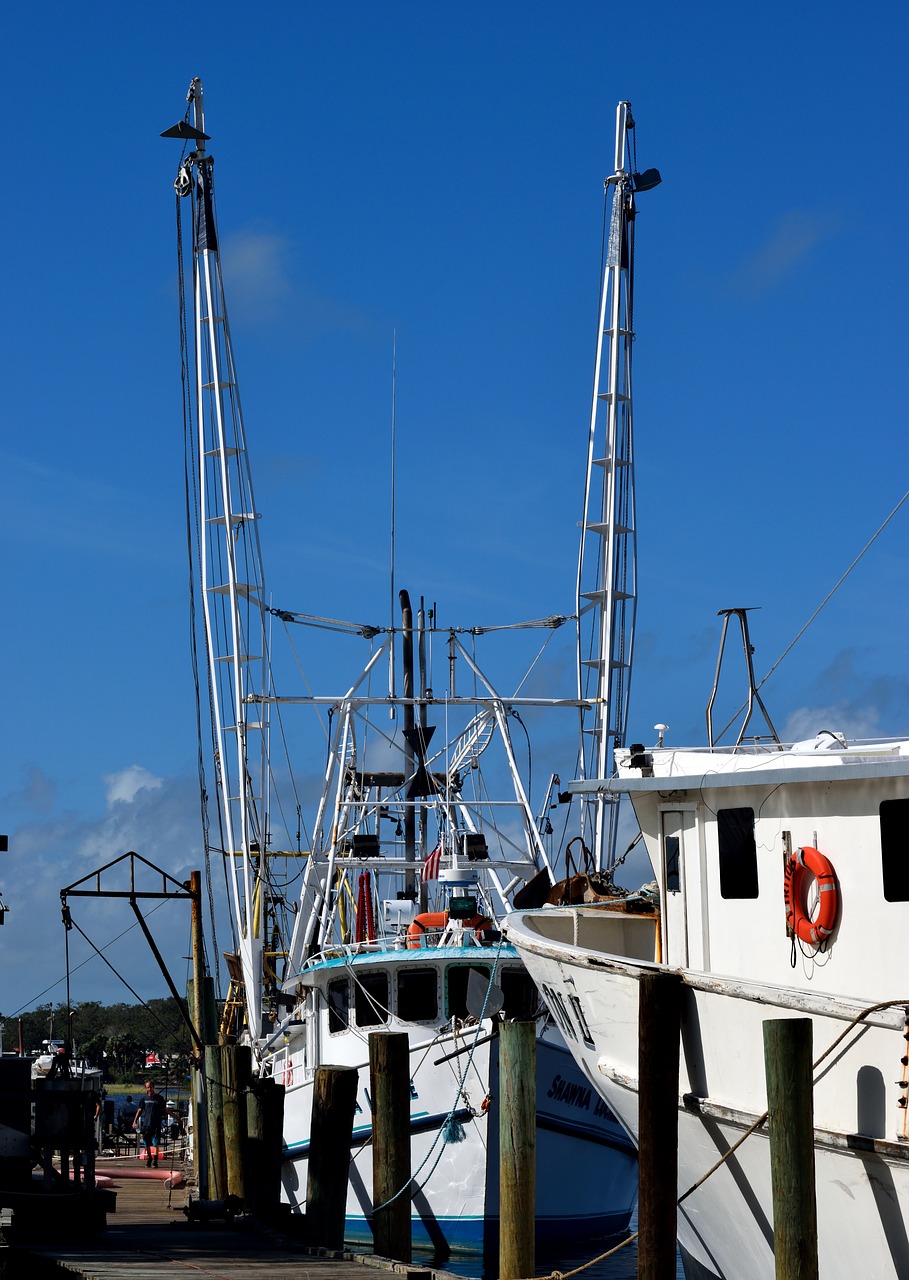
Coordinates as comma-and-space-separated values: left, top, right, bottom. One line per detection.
164, 79, 272, 1042
576, 102, 660, 868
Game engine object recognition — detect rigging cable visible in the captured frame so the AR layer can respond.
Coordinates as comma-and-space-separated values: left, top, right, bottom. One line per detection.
714, 486, 909, 743
62, 911, 188, 1040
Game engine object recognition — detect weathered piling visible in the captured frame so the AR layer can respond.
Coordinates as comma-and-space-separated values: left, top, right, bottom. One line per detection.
307, 1065, 359, 1248
369, 1031, 412, 1262
246, 1073, 285, 1219
204, 1043, 227, 1200
221, 1043, 252, 1202
499, 1018, 536, 1280
763, 1017, 819, 1280
638, 970, 682, 1280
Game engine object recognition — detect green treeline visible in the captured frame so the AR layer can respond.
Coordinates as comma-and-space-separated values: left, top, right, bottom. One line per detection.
1, 999, 194, 1079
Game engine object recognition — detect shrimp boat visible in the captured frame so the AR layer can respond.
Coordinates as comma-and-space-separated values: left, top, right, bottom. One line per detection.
504, 104, 909, 1280
164, 80, 637, 1255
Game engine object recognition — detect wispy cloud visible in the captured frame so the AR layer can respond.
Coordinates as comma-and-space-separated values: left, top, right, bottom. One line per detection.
220, 228, 370, 337
220, 230, 293, 321
729, 209, 841, 297
0, 773, 205, 1016
779, 648, 909, 742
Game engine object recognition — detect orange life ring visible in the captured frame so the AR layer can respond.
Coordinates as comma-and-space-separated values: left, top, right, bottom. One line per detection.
406, 911, 494, 948
785, 846, 839, 946
407, 911, 449, 948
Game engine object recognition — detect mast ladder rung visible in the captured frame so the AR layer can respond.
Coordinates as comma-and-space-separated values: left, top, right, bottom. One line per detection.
586, 521, 633, 536
207, 583, 261, 600
206, 512, 260, 525
581, 589, 632, 603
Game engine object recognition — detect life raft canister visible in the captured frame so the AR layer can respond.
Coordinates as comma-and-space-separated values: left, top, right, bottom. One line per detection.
785, 846, 839, 946
406, 911, 494, 948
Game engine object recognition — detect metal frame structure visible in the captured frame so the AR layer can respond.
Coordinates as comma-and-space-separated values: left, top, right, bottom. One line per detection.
576, 101, 658, 867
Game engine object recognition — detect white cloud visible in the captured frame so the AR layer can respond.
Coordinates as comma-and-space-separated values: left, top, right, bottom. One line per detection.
103, 766, 164, 807
0, 773, 208, 1016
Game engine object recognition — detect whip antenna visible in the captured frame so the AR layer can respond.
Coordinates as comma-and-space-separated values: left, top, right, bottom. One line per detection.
389, 330, 397, 713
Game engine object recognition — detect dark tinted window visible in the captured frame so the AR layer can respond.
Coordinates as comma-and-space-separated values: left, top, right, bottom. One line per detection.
397, 967, 438, 1022
881, 799, 909, 901
354, 971, 389, 1027
718, 807, 759, 899
665, 835, 680, 892
327, 978, 349, 1033
446, 964, 492, 1019
500, 968, 541, 1019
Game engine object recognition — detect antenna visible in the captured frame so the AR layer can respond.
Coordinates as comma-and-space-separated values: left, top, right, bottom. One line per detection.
389, 330, 397, 712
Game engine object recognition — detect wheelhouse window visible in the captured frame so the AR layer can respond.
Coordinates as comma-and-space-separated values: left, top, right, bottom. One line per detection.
880, 799, 909, 901
446, 964, 492, 1020
397, 967, 438, 1022
327, 978, 349, 1033
717, 807, 759, 899
500, 968, 541, 1019
354, 971, 389, 1028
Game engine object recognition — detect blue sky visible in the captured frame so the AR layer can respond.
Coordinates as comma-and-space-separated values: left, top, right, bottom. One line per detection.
1, 2, 906, 1024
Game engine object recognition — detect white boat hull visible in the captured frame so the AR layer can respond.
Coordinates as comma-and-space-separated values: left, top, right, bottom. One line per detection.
270, 946, 637, 1255
505, 906, 909, 1280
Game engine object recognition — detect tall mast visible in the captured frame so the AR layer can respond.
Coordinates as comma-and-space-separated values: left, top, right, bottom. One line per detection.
576, 102, 660, 868
166, 79, 270, 1042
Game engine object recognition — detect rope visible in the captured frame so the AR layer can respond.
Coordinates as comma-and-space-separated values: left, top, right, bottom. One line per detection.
523, 1231, 639, 1280
677, 995, 909, 1205
522, 995, 909, 1280
62, 914, 187, 1040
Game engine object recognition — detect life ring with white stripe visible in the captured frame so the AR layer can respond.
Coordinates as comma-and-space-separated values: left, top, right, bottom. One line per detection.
785, 846, 839, 946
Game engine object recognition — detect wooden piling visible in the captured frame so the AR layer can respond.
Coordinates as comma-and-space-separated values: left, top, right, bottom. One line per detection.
369, 1031, 412, 1263
638, 969, 682, 1280
307, 1065, 359, 1249
499, 1019, 536, 1280
763, 1017, 819, 1280
204, 1043, 227, 1200
246, 1074, 285, 1219
221, 1043, 251, 1203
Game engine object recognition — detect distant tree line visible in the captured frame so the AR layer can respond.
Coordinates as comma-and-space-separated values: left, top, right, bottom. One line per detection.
1, 999, 195, 1081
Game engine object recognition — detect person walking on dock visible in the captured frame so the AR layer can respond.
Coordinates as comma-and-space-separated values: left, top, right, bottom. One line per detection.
133, 1079, 166, 1167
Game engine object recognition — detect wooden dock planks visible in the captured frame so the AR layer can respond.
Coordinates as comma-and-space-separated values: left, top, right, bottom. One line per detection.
20, 1157, 448, 1280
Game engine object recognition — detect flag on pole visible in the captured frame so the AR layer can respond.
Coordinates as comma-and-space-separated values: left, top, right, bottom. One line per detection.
422, 844, 442, 882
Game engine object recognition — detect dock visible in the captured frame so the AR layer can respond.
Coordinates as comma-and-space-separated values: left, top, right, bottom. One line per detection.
17, 1155, 455, 1280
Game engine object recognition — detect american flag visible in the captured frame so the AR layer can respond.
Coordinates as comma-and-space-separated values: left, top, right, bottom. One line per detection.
421, 844, 442, 882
